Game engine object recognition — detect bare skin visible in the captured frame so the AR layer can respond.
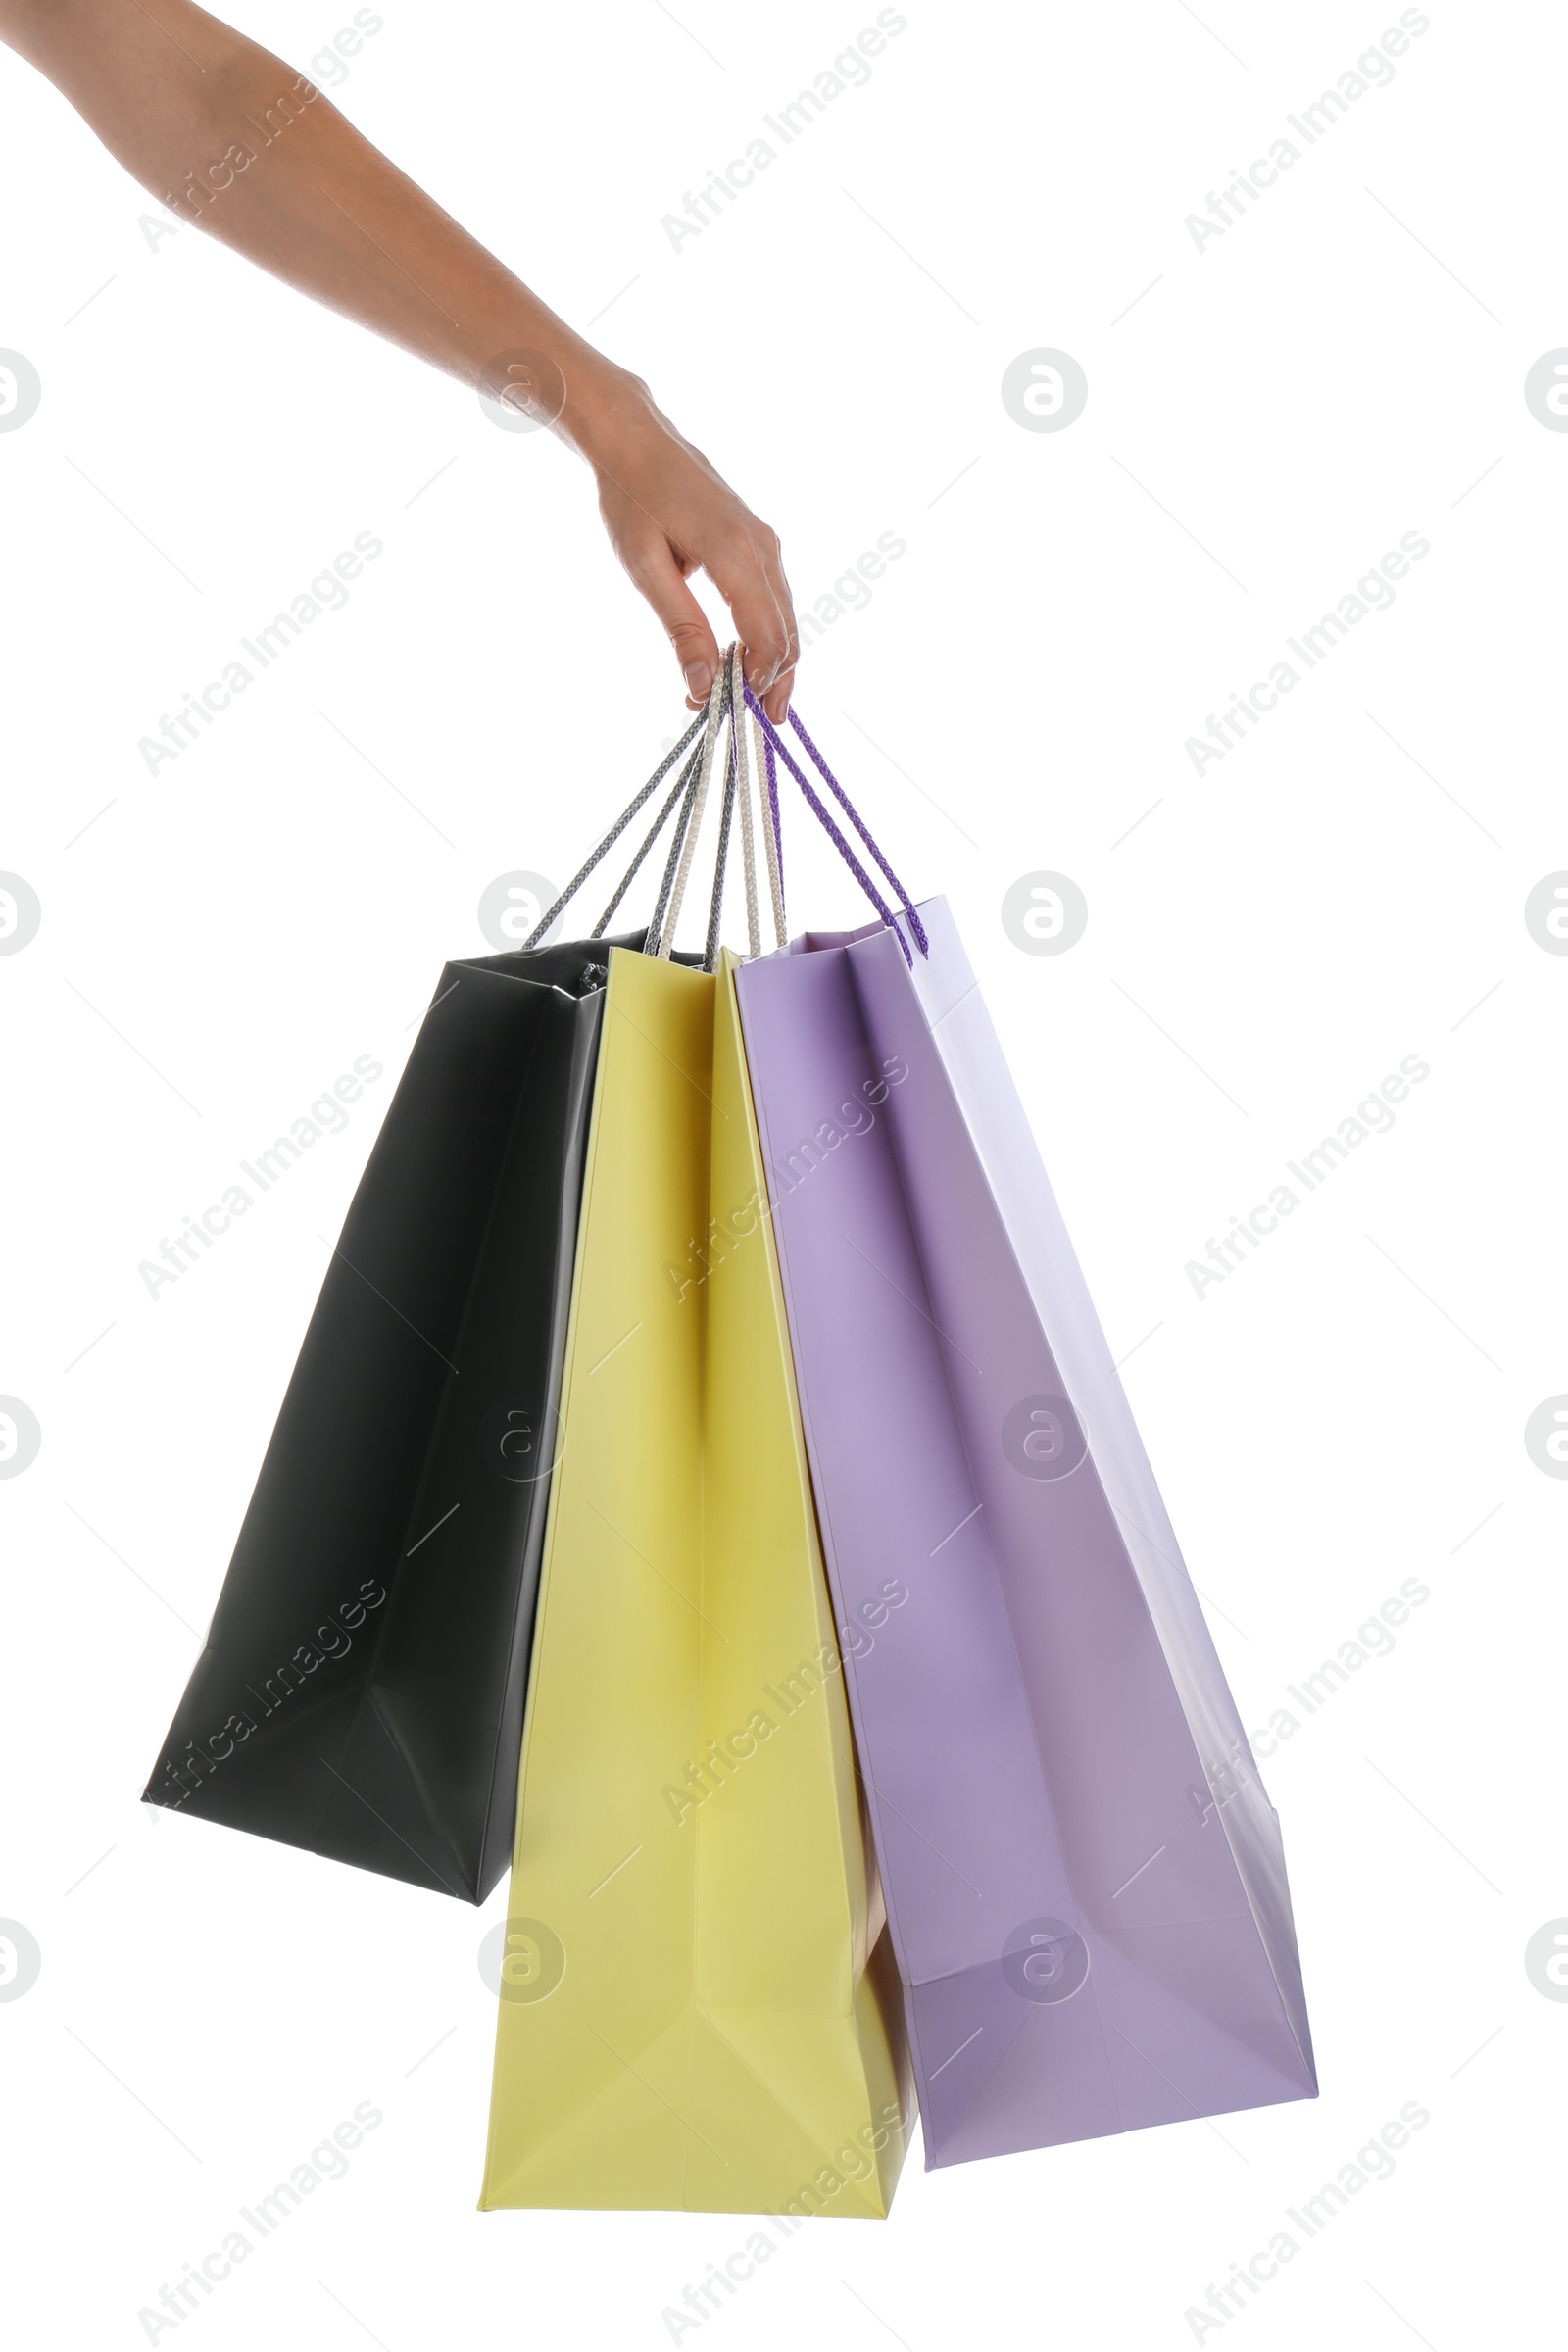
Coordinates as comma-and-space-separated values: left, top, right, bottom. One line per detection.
0, 0, 799, 718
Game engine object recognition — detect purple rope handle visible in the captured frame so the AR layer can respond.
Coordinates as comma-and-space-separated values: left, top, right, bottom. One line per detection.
784, 708, 928, 957
744, 686, 926, 962
744, 684, 920, 966
761, 727, 783, 891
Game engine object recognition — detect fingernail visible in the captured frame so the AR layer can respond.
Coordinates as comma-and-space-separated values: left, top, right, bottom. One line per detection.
684, 661, 712, 701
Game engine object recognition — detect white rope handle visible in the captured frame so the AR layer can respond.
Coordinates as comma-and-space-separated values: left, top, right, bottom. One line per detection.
653, 656, 731, 959
730, 646, 761, 959
754, 705, 787, 949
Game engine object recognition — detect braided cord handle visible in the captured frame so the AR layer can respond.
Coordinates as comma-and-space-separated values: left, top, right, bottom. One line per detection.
590, 746, 702, 938
742, 685, 926, 966
519, 711, 705, 949
650, 661, 731, 960
702, 689, 740, 974
752, 706, 786, 946
730, 646, 762, 959
784, 708, 928, 956
514, 663, 919, 972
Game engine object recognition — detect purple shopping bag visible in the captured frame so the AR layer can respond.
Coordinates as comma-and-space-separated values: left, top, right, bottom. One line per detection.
732, 712, 1314, 2170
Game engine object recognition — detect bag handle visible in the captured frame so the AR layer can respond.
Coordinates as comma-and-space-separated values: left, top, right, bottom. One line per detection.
646, 753, 703, 953
756, 708, 787, 941
730, 647, 761, 961
649, 658, 732, 961
701, 662, 742, 973
692, 646, 789, 964
734, 647, 786, 953
590, 747, 702, 938
742, 686, 928, 963
787, 707, 927, 956
524, 652, 741, 972
520, 712, 706, 950
518, 657, 921, 968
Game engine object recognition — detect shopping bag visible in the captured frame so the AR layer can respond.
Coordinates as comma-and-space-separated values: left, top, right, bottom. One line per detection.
142, 721, 712, 1901
481, 667, 912, 2212
733, 702, 1316, 2167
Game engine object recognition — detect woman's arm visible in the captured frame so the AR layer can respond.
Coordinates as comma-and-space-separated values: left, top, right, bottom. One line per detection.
0, 0, 798, 717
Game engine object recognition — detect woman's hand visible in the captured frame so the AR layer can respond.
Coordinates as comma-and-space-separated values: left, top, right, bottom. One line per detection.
0, 0, 799, 720
564, 364, 798, 721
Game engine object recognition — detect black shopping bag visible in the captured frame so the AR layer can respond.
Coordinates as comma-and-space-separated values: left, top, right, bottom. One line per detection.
143, 717, 714, 1899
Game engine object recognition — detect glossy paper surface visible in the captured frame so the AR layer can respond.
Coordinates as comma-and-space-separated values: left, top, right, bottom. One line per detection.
143, 933, 622, 1900
736, 900, 1315, 2167
481, 949, 911, 2214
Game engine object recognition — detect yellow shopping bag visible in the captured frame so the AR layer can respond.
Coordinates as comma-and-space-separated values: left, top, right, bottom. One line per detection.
479, 943, 912, 2214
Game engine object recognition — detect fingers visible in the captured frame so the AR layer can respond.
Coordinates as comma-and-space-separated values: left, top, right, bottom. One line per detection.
680, 462, 799, 712
614, 510, 722, 709
701, 519, 799, 726
753, 525, 800, 724
602, 459, 799, 720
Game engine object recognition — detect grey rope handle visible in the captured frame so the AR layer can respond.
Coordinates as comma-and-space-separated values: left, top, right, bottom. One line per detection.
702, 681, 741, 973
647, 760, 702, 952
651, 660, 731, 959
590, 741, 703, 937
729, 645, 761, 958
519, 710, 706, 949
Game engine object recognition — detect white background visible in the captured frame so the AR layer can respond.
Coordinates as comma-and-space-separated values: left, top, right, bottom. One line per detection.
2, 0, 1563, 2344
